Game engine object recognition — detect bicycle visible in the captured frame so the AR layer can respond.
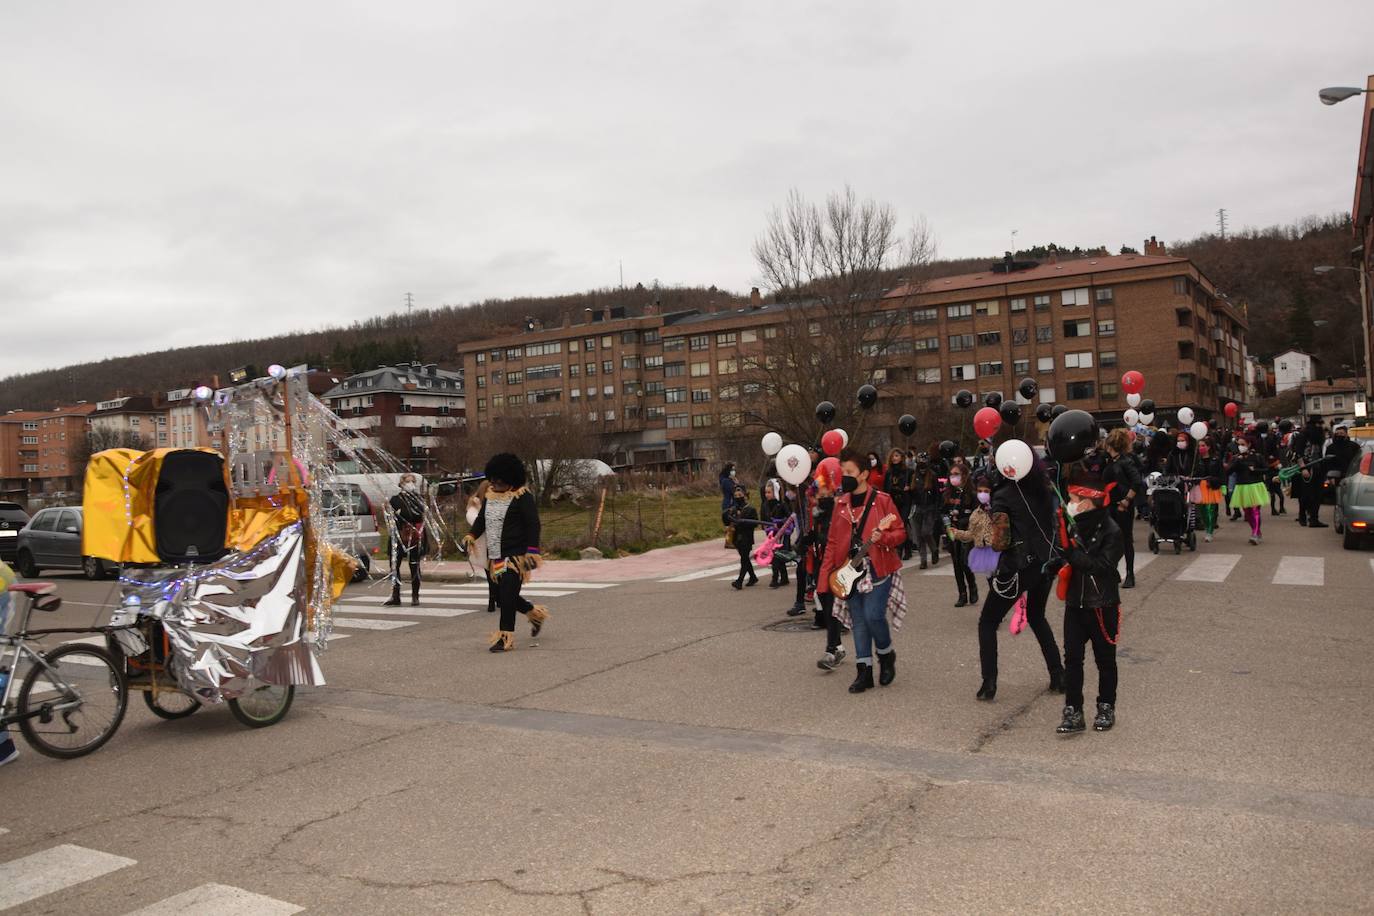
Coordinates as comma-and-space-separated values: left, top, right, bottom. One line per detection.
0, 582, 128, 759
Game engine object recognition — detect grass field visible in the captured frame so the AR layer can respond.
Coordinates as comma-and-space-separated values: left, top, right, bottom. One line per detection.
538, 491, 725, 558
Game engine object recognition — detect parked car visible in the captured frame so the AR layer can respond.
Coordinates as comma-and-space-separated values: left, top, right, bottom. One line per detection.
1333, 443, 1374, 550
13, 506, 116, 579
0, 501, 29, 563
318, 482, 380, 583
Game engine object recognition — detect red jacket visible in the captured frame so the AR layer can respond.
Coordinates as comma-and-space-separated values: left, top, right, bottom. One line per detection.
818, 488, 905, 594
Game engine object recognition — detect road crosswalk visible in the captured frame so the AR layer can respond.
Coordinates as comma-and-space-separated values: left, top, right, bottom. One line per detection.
0, 837, 303, 914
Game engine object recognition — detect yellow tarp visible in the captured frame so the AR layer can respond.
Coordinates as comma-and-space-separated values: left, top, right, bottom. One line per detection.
82, 448, 229, 564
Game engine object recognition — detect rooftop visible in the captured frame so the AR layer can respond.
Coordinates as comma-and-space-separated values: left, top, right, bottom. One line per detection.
1, 404, 96, 422
1300, 377, 1366, 394
885, 253, 1190, 299
323, 362, 465, 399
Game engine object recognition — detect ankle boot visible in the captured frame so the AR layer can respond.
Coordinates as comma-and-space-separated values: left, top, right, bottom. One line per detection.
877, 649, 896, 686
1056, 705, 1086, 734
731, 578, 743, 590
1092, 702, 1115, 731
383, 585, 401, 607
955, 592, 968, 608
976, 677, 997, 701
528, 605, 549, 637
488, 630, 514, 653
848, 663, 874, 693
768, 571, 780, 588
411, 585, 421, 606
1049, 669, 1065, 694
1122, 572, 1135, 589
969, 584, 979, 605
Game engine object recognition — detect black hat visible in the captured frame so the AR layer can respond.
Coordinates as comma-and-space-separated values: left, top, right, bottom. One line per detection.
1066, 466, 1110, 505
483, 452, 528, 489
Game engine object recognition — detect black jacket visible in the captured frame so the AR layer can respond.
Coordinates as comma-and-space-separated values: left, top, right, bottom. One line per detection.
1102, 452, 1144, 510
1065, 507, 1124, 609
470, 488, 541, 560
991, 480, 1057, 573
941, 484, 974, 531
725, 502, 759, 548
1326, 437, 1361, 477
1225, 449, 1266, 486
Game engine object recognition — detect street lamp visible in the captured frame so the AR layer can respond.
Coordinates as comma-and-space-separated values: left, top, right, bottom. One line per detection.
1318, 86, 1370, 106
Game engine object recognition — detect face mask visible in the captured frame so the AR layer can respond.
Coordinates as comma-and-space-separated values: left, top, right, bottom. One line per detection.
730, 470, 737, 478
1066, 501, 1088, 517
1199, 449, 1209, 458
734, 495, 745, 504
841, 475, 860, 494
1177, 441, 1188, 450
1237, 444, 1248, 454
402, 481, 418, 493
976, 491, 991, 506
785, 491, 796, 501
949, 474, 963, 487
870, 458, 878, 468
818, 495, 835, 510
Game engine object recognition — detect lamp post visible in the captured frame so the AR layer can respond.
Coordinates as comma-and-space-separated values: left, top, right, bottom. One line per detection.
1318, 87, 1371, 106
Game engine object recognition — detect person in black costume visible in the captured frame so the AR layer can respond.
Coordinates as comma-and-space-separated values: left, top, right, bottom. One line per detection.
1055, 469, 1125, 735
383, 472, 427, 607
975, 455, 1064, 701
465, 453, 547, 652
1295, 417, 1329, 527
941, 460, 978, 606
725, 484, 760, 589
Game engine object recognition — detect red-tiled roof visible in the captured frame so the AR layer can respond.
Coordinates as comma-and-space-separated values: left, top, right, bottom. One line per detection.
0, 404, 96, 421
1300, 377, 1365, 393
885, 253, 1190, 298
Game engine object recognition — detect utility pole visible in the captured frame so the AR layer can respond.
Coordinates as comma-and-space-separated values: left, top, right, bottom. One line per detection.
1216, 208, 1228, 241
1010, 229, 1018, 257
619, 260, 624, 289
404, 292, 415, 327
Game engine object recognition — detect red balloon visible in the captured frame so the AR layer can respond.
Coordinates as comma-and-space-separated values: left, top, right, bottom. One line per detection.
1224, 401, 1239, 418
821, 429, 844, 457
1121, 370, 1144, 395
973, 406, 1003, 440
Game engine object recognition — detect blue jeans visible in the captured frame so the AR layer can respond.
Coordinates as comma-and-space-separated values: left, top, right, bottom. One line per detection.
849, 575, 894, 664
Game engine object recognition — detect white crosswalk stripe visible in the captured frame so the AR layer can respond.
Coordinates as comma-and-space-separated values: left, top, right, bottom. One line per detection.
660, 563, 745, 582
1120, 554, 1156, 577
1175, 554, 1242, 583
123, 882, 303, 915
331, 617, 417, 631
1272, 556, 1324, 586
334, 603, 479, 618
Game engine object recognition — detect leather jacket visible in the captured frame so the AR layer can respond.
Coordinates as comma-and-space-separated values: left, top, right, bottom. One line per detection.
1064, 507, 1124, 609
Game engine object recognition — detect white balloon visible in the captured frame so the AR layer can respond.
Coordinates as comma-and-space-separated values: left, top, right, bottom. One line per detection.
1189, 420, 1208, 441
836, 428, 849, 448
1123, 409, 1140, 426
1139, 412, 1155, 426
1126, 392, 1142, 408
995, 439, 1034, 481
775, 443, 813, 487
1177, 406, 1195, 426
761, 432, 783, 456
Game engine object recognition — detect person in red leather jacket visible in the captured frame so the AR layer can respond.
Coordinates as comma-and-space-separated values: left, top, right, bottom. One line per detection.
819, 448, 906, 694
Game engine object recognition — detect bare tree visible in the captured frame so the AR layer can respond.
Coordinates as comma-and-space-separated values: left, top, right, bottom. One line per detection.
71, 428, 150, 494
454, 409, 600, 506
744, 186, 936, 444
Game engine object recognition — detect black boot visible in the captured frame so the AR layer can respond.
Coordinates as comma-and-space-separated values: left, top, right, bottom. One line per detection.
786, 601, 805, 617
411, 584, 420, 607
969, 584, 979, 605
768, 571, 780, 588
976, 677, 997, 701
848, 663, 874, 693
1049, 669, 1065, 694
1056, 705, 1086, 734
877, 649, 896, 686
1093, 702, 1115, 732
746, 574, 758, 587
1122, 572, 1135, 589
919, 556, 928, 570
383, 584, 401, 607
955, 592, 968, 608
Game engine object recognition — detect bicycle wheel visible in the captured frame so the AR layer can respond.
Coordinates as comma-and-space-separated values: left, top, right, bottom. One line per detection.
227, 682, 294, 728
17, 643, 128, 759
143, 687, 201, 719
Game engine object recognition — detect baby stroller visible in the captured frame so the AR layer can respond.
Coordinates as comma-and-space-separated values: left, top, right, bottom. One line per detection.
1146, 473, 1196, 554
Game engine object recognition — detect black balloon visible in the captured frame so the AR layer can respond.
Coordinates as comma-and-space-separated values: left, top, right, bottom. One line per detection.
1138, 398, 1156, 416
984, 390, 1003, 409
999, 401, 1022, 426
815, 401, 836, 424
1018, 377, 1038, 400
954, 389, 974, 409
938, 439, 958, 460
1047, 409, 1099, 464
1050, 404, 1069, 418
857, 384, 878, 410
1035, 403, 1054, 423
898, 414, 918, 437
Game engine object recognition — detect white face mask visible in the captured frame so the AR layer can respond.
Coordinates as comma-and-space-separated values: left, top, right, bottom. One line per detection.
402, 481, 418, 493
1176, 441, 1188, 451
1237, 444, 1248, 454
1066, 501, 1089, 517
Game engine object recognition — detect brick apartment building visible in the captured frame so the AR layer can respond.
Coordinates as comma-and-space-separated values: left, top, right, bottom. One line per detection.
0, 403, 96, 501
457, 246, 1247, 464
323, 363, 466, 472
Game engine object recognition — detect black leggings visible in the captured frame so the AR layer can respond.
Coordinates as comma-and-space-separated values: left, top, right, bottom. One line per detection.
948, 541, 977, 598
389, 543, 421, 599
816, 591, 842, 653
735, 544, 756, 583
977, 570, 1060, 682
1063, 604, 1119, 708
1110, 506, 1134, 577
495, 569, 535, 631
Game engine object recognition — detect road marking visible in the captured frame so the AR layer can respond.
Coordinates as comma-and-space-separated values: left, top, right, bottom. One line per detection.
1272, 556, 1324, 586
123, 883, 303, 915
1119, 554, 1156, 577
309, 632, 349, 643
422, 588, 573, 598
332, 604, 479, 618
521, 581, 616, 589
0, 844, 136, 910
1176, 554, 1241, 583
660, 564, 745, 582
330, 618, 417, 631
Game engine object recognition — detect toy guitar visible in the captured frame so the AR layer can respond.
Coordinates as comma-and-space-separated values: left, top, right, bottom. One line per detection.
829, 513, 899, 598
752, 514, 797, 565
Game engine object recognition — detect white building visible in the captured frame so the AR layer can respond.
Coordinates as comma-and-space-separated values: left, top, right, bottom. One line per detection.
1273, 349, 1315, 394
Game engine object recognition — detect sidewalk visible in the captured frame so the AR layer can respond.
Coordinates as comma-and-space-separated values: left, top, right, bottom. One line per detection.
427, 537, 737, 583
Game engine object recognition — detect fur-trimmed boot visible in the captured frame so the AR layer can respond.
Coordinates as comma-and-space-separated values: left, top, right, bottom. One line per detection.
528, 605, 549, 638
488, 630, 514, 653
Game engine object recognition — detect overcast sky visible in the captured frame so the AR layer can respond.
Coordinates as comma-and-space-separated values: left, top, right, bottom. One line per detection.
3, 1, 1372, 378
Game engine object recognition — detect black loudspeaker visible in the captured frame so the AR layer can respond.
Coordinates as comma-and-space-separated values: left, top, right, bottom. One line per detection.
155, 450, 229, 564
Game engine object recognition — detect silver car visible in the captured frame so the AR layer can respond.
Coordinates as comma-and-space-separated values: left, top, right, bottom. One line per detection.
1333, 442, 1374, 550
13, 506, 116, 579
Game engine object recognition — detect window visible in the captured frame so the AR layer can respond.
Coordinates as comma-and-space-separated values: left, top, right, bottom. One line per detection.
505, 347, 522, 360
1279, 361, 1287, 371
1063, 319, 1091, 338
507, 394, 525, 406
915, 367, 941, 384
691, 389, 711, 403
1013, 359, 1029, 375
1010, 297, 1027, 312
763, 326, 778, 339
601, 335, 613, 348
524, 341, 562, 357
622, 356, 640, 370
490, 349, 503, 361
623, 381, 642, 396
914, 337, 939, 351
603, 384, 614, 396
21, 421, 39, 431
585, 387, 597, 400
1061, 288, 1090, 306
721, 411, 743, 427
949, 334, 974, 352
622, 330, 638, 344
663, 336, 684, 351
1037, 356, 1054, 373
605, 409, 616, 421
1033, 294, 1051, 310
664, 362, 686, 377
527, 364, 562, 380
974, 299, 1000, 316
643, 329, 659, 345
644, 355, 664, 370
978, 361, 1003, 377
1066, 381, 1096, 400
602, 360, 613, 374
491, 394, 505, 408
1100, 381, 1119, 398
667, 413, 689, 429
476, 352, 486, 365
665, 388, 687, 403
1064, 352, 1094, 369
692, 414, 713, 428
949, 364, 976, 381
716, 332, 737, 346
585, 362, 596, 376
21, 435, 38, 444
1095, 287, 1114, 303
532, 389, 561, 403
570, 388, 581, 400
1039, 387, 1056, 404
809, 320, 822, 336
645, 380, 665, 395
1173, 277, 1189, 296
717, 358, 738, 374
741, 329, 757, 344
569, 363, 580, 377
719, 384, 739, 400
646, 406, 666, 420
947, 303, 973, 320
1036, 326, 1053, 343
130, 417, 140, 428
584, 337, 596, 351
1012, 328, 1028, 345
1100, 351, 1118, 368
1097, 319, 1116, 337
690, 334, 709, 351
569, 340, 579, 353
912, 307, 938, 323
977, 331, 1001, 346
476, 375, 487, 389
506, 371, 523, 385
690, 361, 710, 377
1334, 395, 1346, 410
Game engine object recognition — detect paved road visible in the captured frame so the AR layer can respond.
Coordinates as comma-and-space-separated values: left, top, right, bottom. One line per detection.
3, 514, 1372, 913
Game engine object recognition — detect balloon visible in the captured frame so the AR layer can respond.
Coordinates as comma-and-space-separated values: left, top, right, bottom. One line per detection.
1177, 406, 1195, 426
1224, 401, 1239, 418
837, 428, 849, 448
938, 439, 958, 460
999, 401, 1022, 426
1018, 377, 1038, 401
820, 429, 844, 457
761, 432, 783, 456
1035, 404, 1054, 423
1125, 392, 1142, 408
1047, 409, 1099, 463
995, 439, 1034, 481
1051, 404, 1069, 418
1189, 421, 1208, 441
954, 389, 974, 409
898, 414, 918, 437
856, 384, 878, 410
973, 406, 1003, 439
1121, 370, 1144, 395
815, 400, 836, 424
1139, 412, 1155, 426
1138, 398, 1155, 416
984, 391, 1003, 409
775, 443, 813, 486
1123, 409, 1140, 426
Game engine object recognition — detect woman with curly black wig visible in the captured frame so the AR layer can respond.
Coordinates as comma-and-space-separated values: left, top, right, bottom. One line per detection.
465, 452, 548, 652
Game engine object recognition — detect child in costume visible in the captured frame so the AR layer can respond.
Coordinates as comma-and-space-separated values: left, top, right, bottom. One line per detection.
1225, 434, 1270, 545
465, 453, 547, 652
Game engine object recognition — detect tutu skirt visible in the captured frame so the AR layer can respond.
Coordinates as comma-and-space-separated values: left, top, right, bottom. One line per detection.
1193, 481, 1224, 505
1229, 481, 1268, 509
967, 546, 1001, 575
